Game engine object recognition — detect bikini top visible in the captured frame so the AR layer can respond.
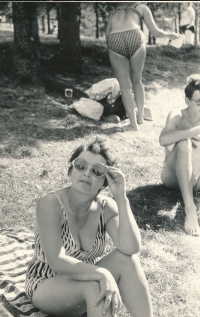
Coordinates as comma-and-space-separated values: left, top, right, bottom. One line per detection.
115, 4, 143, 23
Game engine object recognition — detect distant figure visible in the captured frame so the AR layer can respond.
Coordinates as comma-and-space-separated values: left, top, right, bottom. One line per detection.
106, 2, 181, 131
180, 2, 195, 45
159, 74, 200, 236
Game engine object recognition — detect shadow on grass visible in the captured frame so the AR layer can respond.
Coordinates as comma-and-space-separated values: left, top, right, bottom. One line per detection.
0, 102, 125, 158
127, 184, 185, 233
1, 38, 200, 159
32, 121, 123, 141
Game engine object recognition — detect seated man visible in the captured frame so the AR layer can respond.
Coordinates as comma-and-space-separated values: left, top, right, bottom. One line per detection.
159, 74, 200, 236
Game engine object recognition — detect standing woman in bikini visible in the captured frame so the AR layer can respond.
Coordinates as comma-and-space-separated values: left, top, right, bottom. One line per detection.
106, 2, 182, 131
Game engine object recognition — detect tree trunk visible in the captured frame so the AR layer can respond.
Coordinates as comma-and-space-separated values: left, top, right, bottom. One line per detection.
174, 14, 177, 33
42, 15, 45, 33
59, 3, 81, 73
194, 5, 199, 45
95, 3, 99, 39
31, 5, 39, 42
47, 5, 51, 34
12, 2, 41, 85
198, 10, 200, 42
57, 4, 60, 40
178, 3, 181, 33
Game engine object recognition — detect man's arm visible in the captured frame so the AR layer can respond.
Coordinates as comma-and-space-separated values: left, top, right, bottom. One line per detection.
159, 110, 200, 147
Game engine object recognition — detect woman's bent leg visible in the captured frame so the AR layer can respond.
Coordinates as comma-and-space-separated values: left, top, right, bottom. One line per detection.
108, 49, 138, 131
130, 44, 146, 124
97, 249, 153, 317
32, 275, 112, 317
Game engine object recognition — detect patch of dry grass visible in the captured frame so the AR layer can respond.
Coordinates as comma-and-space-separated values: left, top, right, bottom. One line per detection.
1, 33, 200, 317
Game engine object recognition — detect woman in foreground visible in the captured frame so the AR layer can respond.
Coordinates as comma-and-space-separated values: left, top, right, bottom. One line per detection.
25, 136, 153, 317
106, 2, 181, 131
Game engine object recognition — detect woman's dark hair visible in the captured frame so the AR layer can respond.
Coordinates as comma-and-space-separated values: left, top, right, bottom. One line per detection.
185, 74, 200, 100
67, 136, 116, 188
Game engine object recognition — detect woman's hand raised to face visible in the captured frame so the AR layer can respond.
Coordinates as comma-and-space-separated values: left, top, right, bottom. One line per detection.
105, 167, 126, 198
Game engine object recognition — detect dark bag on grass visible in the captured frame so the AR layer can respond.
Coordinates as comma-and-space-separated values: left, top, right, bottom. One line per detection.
99, 95, 127, 120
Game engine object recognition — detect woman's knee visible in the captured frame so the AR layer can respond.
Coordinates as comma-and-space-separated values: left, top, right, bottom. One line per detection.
133, 75, 143, 84
112, 249, 140, 270
83, 281, 100, 301
120, 83, 132, 93
114, 251, 145, 279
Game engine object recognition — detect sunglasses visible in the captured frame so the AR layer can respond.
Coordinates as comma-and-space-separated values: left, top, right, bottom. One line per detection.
72, 157, 107, 177
190, 99, 200, 106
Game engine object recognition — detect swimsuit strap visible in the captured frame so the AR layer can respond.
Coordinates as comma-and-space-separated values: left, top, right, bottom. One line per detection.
115, 5, 142, 20
101, 198, 106, 217
53, 191, 67, 220
99, 199, 106, 232
45, 191, 65, 216
133, 3, 142, 10
53, 191, 106, 227
130, 3, 143, 20
101, 198, 106, 209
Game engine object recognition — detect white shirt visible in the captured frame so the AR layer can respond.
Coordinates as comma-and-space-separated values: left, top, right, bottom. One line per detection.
180, 6, 195, 27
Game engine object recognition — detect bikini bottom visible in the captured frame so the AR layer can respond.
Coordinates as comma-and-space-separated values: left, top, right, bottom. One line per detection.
107, 28, 145, 59
180, 24, 195, 34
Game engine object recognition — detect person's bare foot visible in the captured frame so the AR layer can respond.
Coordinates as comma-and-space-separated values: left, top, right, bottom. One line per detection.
184, 205, 200, 236
136, 110, 144, 124
121, 123, 138, 132
137, 117, 144, 125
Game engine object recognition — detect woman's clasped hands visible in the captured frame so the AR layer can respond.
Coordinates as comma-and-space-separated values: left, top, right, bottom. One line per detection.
95, 268, 122, 317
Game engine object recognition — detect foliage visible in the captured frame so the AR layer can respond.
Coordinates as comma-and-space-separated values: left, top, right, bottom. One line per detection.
80, 2, 114, 38
12, 3, 42, 85
0, 2, 12, 16
146, 44, 200, 62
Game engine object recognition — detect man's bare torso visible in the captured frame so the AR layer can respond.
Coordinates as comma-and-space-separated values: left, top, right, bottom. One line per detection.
165, 108, 200, 159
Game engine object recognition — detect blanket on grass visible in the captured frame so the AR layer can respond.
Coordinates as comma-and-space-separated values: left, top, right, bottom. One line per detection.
0, 226, 50, 317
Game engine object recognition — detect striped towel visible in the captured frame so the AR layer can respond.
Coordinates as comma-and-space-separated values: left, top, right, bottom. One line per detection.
0, 226, 50, 317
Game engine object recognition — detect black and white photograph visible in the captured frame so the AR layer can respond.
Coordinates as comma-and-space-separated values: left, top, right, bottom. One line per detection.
0, 2, 200, 317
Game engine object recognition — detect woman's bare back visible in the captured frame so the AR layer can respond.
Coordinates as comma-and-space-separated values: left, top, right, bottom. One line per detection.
108, 3, 143, 34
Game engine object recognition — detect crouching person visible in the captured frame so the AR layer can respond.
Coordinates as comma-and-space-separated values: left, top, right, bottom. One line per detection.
25, 136, 153, 317
159, 74, 200, 236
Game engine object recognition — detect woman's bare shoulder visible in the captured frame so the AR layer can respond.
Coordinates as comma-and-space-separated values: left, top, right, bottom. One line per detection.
135, 3, 149, 14
37, 191, 62, 216
38, 191, 56, 204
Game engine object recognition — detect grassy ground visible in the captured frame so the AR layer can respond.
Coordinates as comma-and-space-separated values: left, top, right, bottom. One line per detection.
1, 31, 200, 317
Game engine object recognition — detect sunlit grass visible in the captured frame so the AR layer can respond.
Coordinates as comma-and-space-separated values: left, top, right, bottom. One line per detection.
1, 35, 200, 317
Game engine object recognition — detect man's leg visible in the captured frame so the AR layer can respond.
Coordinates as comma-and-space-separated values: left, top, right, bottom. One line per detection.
161, 139, 200, 236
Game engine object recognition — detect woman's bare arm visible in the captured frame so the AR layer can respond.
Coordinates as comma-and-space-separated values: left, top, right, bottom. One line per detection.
104, 196, 141, 255
141, 4, 181, 40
